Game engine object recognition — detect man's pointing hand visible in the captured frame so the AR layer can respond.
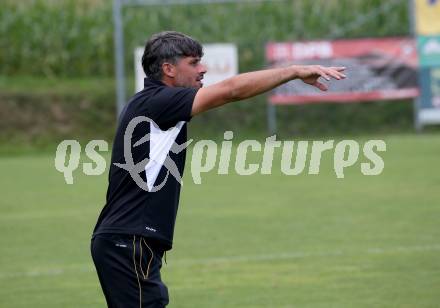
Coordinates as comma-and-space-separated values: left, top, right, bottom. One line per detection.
294, 65, 346, 91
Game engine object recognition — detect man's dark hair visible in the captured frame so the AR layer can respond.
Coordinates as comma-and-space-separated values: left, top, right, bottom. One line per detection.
142, 31, 203, 80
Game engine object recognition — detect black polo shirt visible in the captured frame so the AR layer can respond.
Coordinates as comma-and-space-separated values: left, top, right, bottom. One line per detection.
92, 78, 197, 250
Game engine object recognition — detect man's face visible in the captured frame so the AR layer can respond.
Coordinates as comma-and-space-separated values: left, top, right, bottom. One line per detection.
173, 56, 207, 89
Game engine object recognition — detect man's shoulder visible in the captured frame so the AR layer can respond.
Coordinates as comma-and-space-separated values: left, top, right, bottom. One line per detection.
126, 84, 163, 109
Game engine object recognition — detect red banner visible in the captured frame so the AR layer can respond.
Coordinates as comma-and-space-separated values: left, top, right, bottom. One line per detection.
266, 37, 419, 105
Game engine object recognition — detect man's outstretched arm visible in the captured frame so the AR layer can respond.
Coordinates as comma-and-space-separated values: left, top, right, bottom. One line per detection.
191, 65, 346, 116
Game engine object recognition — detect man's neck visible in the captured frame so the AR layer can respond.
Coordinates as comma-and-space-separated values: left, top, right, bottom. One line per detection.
161, 77, 175, 87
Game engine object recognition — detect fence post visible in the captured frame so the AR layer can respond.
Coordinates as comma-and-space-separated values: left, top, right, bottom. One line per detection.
113, 0, 126, 116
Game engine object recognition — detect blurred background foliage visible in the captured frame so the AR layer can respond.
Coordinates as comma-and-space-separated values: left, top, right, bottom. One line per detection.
1, 0, 409, 77
0, 0, 424, 148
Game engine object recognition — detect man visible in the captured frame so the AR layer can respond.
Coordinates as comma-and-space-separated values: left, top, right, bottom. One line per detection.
91, 31, 345, 307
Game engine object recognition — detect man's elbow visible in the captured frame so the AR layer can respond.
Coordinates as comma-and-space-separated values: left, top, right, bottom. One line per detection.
221, 78, 241, 102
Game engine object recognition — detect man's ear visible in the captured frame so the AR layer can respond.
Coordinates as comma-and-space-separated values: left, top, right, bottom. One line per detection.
162, 62, 176, 78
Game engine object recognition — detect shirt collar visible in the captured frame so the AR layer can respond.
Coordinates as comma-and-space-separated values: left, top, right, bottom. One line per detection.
144, 77, 165, 87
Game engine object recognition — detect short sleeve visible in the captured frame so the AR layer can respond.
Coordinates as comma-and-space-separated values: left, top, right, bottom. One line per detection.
146, 87, 197, 127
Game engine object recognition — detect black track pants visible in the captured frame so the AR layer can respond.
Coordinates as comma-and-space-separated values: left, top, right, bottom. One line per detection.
91, 234, 169, 308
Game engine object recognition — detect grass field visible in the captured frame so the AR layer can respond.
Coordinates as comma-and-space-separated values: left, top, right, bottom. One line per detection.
0, 133, 439, 307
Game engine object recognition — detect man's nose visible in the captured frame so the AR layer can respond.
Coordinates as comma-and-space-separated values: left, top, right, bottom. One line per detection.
199, 63, 207, 73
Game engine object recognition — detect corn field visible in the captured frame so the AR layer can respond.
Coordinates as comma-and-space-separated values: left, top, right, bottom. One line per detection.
1, 0, 409, 78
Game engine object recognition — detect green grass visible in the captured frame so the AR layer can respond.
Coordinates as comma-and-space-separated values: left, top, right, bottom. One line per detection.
0, 133, 439, 307
0, 75, 117, 97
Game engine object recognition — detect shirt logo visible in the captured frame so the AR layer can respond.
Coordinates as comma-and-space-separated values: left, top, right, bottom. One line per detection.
114, 116, 192, 192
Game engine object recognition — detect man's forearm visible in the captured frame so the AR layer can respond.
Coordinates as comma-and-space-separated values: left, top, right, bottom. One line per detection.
223, 66, 299, 102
